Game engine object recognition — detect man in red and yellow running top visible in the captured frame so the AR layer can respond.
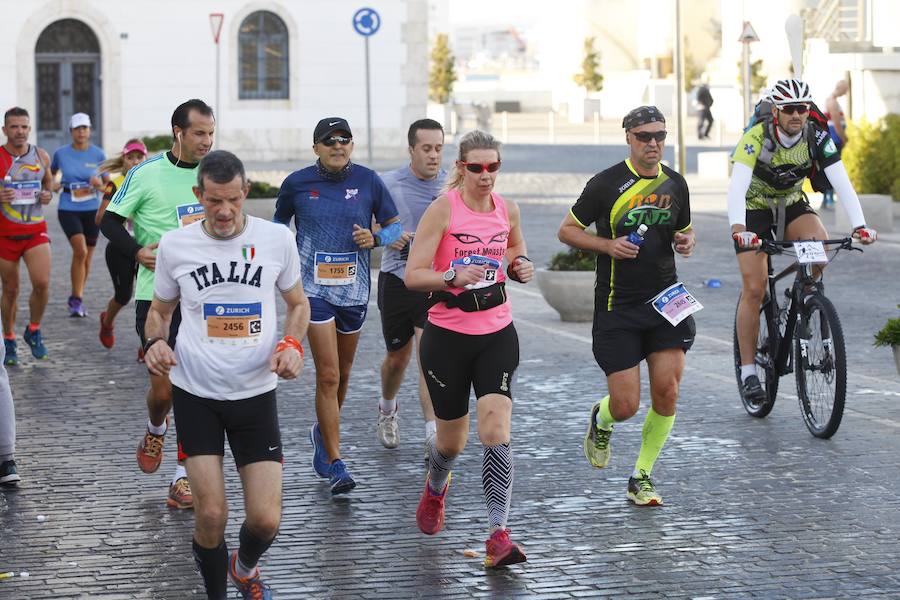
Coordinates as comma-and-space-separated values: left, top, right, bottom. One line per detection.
0, 107, 53, 365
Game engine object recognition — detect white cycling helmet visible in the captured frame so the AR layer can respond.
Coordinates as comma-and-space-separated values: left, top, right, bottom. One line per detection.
769, 78, 813, 106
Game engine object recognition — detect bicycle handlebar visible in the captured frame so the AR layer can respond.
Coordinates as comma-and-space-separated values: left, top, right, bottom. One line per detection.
757, 237, 858, 255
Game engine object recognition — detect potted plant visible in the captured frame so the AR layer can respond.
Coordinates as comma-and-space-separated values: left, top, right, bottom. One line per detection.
537, 243, 596, 323
874, 304, 900, 376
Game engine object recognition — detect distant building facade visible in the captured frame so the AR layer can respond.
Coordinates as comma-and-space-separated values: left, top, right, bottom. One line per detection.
0, 0, 428, 159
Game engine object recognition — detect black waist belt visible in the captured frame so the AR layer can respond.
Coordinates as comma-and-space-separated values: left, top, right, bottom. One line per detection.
62, 184, 92, 192
426, 281, 507, 312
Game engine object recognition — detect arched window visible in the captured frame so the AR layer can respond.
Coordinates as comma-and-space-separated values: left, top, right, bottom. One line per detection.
239, 11, 289, 100
36, 19, 100, 54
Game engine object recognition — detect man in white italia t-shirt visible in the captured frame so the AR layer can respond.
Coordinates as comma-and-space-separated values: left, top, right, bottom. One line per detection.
144, 150, 310, 600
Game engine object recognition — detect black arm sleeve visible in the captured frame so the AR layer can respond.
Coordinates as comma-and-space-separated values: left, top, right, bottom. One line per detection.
100, 211, 142, 259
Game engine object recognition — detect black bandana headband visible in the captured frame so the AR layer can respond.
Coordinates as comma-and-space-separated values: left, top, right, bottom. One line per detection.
622, 105, 666, 130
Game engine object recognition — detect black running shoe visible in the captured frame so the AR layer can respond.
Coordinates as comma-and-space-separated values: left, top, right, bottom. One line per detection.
0, 459, 21, 487
741, 375, 767, 406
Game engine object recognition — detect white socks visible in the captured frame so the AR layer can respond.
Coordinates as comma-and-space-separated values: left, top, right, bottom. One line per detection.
740, 365, 756, 383
172, 464, 187, 485
379, 397, 397, 414
148, 419, 167, 436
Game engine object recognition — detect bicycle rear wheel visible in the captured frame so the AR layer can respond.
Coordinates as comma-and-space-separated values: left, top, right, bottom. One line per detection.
733, 292, 778, 417
794, 293, 846, 439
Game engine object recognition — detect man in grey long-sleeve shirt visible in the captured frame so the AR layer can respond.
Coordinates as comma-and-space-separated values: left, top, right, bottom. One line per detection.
0, 341, 21, 486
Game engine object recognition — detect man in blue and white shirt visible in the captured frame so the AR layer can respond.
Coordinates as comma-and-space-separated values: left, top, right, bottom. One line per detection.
274, 117, 399, 495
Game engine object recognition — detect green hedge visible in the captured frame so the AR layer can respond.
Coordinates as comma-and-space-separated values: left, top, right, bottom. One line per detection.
843, 114, 900, 200
247, 180, 278, 199
141, 135, 172, 152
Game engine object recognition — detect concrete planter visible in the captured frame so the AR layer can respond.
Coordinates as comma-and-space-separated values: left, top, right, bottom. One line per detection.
893, 345, 900, 377
537, 268, 595, 322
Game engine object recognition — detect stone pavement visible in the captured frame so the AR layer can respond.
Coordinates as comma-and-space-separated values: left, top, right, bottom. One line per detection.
2, 184, 900, 599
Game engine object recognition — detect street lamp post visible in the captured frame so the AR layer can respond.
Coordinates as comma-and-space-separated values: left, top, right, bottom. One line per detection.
738, 21, 760, 126
674, 0, 685, 173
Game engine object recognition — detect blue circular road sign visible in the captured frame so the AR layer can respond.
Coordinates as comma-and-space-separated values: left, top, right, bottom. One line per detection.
353, 7, 381, 36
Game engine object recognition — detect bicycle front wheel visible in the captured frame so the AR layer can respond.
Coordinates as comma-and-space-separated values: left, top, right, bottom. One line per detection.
795, 293, 846, 439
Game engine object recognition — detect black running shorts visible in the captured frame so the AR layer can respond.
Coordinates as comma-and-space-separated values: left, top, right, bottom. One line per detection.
58, 209, 100, 246
135, 299, 182, 349
377, 271, 428, 352
418, 321, 519, 421
735, 199, 818, 253
172, 386, 282, 468
592, 303, 695, 375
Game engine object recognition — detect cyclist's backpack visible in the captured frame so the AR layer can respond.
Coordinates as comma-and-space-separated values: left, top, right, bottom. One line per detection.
739, 98, 833, 193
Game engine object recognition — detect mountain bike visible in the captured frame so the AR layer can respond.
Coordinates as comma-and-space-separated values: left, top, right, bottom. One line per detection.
732, 237, 861, 438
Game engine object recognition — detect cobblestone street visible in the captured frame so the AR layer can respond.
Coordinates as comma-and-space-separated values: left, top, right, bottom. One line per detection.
2, 170, 900, 598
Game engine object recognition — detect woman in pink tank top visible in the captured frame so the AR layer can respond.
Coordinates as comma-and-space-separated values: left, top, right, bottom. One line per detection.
405, 130, 534, 567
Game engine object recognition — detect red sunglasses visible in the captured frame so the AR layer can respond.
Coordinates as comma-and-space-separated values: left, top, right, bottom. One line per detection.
461, 161, 501, 174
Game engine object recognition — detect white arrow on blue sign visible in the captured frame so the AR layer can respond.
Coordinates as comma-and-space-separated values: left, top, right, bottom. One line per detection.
353, 7, 381, 36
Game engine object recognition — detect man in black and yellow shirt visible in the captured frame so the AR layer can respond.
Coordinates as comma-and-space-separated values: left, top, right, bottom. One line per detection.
558, 105, 695, 507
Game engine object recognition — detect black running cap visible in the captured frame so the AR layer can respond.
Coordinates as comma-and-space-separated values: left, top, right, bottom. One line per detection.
314, 117, 352, 143
622, 106, 665, 130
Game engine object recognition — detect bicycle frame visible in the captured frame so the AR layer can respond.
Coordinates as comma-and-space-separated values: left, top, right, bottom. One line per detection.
761, 238, 855, 377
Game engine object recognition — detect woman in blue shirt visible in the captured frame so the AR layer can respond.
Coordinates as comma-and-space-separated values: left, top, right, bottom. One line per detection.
50, 113, 107, 317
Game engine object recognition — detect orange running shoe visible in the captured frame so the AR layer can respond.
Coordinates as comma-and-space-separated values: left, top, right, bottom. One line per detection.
99, 312, 115, 349
136, 416, 168, 473
415, 474, 450, 535
228, 550, 273, 599
166, 476, 193, 509
484, 528, 527, 568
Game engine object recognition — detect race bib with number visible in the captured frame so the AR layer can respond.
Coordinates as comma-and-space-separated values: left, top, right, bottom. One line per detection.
69, 181, 97, 203
794, 241, 828, 264
4, 180, 40, 204
650, 282, 703, 327
450, 254, 501, 289
176, 203, 205, 228
203, 302, 262, 346
314, 251, 358, 286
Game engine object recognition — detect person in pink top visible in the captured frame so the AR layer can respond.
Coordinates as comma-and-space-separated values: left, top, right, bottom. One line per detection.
405, 129, 534, 568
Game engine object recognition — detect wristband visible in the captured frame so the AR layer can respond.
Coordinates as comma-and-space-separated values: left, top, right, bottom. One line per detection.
506, 255, 531, 283
275, 335, 304, 357
374, 221, 403, 247
143, 336, 165, 354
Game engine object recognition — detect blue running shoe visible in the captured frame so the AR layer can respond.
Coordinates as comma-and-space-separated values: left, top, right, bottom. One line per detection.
329, 459, 356, 495
23, 327, 48, 360
309, 423, 330, 478
3, 339, 17, 366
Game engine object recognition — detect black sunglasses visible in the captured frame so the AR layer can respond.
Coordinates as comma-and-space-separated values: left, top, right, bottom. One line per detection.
779, 104, 809, 115
322, 136, 352, 147
632, 131, 667, 143
462, 161, 501, 174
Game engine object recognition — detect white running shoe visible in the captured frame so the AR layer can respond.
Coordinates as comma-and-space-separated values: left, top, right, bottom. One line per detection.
377, 409, 400, 449
424, 429, 436, 464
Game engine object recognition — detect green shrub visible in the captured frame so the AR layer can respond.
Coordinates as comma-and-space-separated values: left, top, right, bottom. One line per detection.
874, 305, 900, 347
549, 227, 597, 271
548, 247, 596, 271
843, 114, 900, 200
141, 135, 172, 152
246, 180, 278, 199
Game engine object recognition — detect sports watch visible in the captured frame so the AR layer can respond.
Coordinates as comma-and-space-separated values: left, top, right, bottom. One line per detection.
442, 268, 457, 287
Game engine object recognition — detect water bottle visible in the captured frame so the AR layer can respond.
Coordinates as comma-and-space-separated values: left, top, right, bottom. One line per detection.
703, 278, 722, 288
627, 224, 648, 247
